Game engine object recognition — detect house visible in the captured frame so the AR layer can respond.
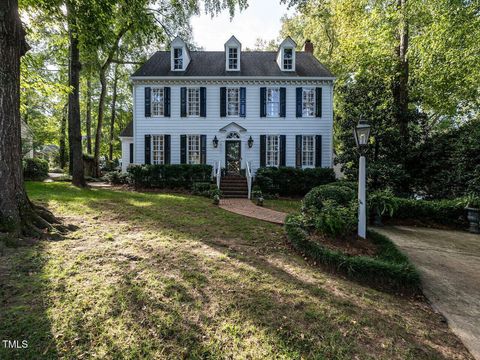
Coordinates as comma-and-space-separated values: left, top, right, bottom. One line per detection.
120, 35, 334, 197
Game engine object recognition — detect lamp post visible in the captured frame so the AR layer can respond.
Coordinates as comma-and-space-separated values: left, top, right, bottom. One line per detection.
354, 119, 371, 239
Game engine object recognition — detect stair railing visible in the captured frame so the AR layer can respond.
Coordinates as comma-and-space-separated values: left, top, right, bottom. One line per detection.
216, 160, 221, 189
246, 160, 253, 200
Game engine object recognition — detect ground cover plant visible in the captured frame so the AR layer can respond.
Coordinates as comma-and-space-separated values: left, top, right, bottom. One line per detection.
0, 182, 472, 359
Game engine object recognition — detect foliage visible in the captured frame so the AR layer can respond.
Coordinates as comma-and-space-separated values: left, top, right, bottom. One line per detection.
102, 171, 131, 185
251, 185, 263, 200
23, 158, 49, 181
209, 187, 222, 199
284, 215, 420, 293
192, 182, 214, 197
303, 184, 355, 212
313, 200, 356, 237
128, 164, 212, 190
255, 167, 335, 196
368, 189, 398, 218
462, 194, 480, 210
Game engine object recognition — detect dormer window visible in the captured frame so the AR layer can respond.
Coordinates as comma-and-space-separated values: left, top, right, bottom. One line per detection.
228, 47, 239, 70
283, 48, 293, 70
173, 48, 183, 70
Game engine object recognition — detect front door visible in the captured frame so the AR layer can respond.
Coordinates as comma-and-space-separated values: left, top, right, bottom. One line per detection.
225, 140, 241, 174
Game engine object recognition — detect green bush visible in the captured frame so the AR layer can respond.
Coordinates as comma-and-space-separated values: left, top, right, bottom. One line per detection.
23, 158, 49, 180
314, 200, 356, 237
387, 197, 466, 226
303, 184, 356, 212
192, 182, 213, 196
128, 164, 212, 190
368, 189, 398, 219
284, 214, 420, 293
255, 167, 336, 196
328, 180, 357, 191
103, 171, 131, 185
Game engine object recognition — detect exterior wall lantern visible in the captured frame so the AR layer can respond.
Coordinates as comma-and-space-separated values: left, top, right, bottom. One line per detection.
247, 136, 254, 148
354, 119, 371, 239
212, 136, 219, 148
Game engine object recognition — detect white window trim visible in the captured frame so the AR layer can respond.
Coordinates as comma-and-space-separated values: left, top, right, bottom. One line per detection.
186, 87, 200, 118
227, 47, 240, 71
226, 87, 240, 117
283, 47, 294, 71
302, 88, 316, 118
173, 47, 184, 71
151, 87, 165, 118
151, 134, 165, 165
266, 87, 280, 118
301, 135, 315, 168
187, 134, 201, 165
266, 135, 280, 167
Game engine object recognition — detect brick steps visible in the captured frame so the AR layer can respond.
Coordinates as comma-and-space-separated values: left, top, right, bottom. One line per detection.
220, 175, 248, 199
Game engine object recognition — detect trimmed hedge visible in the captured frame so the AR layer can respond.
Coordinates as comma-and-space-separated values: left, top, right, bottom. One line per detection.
23, 158, 49, 181
255, 167, 336, 196
128, 164, 212, 189
285, 214, 420, 293
384, 197, 466, 227
303, 184, 356, 211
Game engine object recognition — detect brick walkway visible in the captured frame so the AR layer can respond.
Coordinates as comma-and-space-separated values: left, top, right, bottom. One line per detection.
219, 198, 287, 225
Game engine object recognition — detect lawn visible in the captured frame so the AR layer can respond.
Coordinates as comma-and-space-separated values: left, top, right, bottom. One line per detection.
262, 198, 302, 214
0, 182, 472, 359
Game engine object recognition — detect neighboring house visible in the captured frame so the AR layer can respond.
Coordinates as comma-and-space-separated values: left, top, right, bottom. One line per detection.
120, 35, 335, 196
21, 120, 34, 158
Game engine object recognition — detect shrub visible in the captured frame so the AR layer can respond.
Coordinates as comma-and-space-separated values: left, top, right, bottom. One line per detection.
314, 200, 357, 237
103, 171, 131, 185
209, 187, 222, 199
192, 182, 213, 196
328, 180, 357, 191
303, 184, 355, 212
255, 167, 336, 196
251, 185, 263, 200
368, 189, 398, 219
128, 164, 212, 190
23, 158, 49, 180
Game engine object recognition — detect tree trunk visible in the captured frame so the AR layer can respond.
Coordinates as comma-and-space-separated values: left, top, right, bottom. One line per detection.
59, 104, 67, 169
66, 0, 85, 187
0, 0, 62, 238
93, 66, 107, 177
393, 0, 409, 147
86, 76, 92, 154
109, 65, 119, 161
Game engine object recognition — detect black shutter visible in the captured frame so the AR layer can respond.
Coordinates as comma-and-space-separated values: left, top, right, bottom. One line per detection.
200, 135, 207, 164
240, 87, 246, 117
295, 135, 302, 168
164, 135, 171, 164
280, 87, 286, 117
296, 87, 302, 117
180, 135, 187, 164
280, 135, 286, 166
145, 87, 151, 117
315, 135, 322, 167
220, 87, 226, 117
129, 143, 134, 164
164, 87, 170, 117
260, 87, 266, 117
260, 135, 266, 167
144, 135, 151, 164
180, 87, 187, 117
200, 87, 207, 117
316, 87, 322, 118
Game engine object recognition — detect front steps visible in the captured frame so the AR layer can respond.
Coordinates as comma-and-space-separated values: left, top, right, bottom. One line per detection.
220, 175, 248, 198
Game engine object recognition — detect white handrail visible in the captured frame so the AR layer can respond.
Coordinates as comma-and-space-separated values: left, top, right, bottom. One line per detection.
216, 160, 221, 189
246, 160, 253, 200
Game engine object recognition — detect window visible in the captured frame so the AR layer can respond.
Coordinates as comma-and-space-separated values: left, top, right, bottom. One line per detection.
302, 135, 315, 167
266, 88, 280, 117
151, 88, 164, 116
152, 135, 165, 164
187, 135, 201, 164
174, 48, 183, 70
266, 135, 280, 167
228, 47, 238, 70
302, 88, 315, 117
227, 88, 239, 116
284, 48, 293, 70
187, 88, 200, 116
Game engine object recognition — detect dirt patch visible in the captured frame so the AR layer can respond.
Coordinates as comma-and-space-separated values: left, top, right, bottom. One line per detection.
309, 232, 379, 257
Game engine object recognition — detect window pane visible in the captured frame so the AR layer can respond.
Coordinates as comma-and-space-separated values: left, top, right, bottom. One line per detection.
151, 88, 164, 116
188, 135, 201, 164
302, 88, 315, 117
152, 135, 164, 165
266, 88, 280, 117
228, 47, 238, 69
187, 88, 200, 116
266, 135, 279, 167
284, 48, 293, 70
174, 48, 183, 69
227, 88, 239, 116
302, 135, 314, 167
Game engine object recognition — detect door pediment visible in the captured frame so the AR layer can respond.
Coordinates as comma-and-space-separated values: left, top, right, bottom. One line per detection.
219, 122, 247, 133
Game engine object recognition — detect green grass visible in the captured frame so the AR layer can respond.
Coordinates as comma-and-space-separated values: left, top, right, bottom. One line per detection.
0, 182, 471, 359
261, 198, 302, 214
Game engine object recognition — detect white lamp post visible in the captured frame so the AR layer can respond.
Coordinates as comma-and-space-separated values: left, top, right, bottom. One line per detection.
354, 119, 371, 239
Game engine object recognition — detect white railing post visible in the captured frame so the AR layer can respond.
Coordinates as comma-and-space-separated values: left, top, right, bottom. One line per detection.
216, 160, 221, 189
246, 161, 252, 200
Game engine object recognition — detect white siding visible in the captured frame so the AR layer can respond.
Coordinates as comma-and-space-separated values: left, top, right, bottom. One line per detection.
120, 137, 133, 172
128, 80, 334, 174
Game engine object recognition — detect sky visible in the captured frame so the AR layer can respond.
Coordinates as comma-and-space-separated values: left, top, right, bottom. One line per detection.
191, 0, 296, 50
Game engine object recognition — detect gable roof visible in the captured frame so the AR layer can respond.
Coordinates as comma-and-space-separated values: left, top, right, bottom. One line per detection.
132, 51, 333, 78
119, 121, 133, 137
